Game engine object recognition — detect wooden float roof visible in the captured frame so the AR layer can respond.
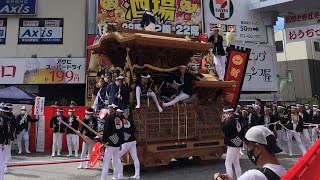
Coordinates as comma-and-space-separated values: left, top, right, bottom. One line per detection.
88, 27, 213, 53
88, 27, 236, 88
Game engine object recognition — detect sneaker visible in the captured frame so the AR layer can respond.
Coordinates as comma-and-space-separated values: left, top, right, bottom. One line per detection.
51, 154, 56, 157
84, 165, 90, 169
240, 151, 244, 155
57, 153, 61, 157
26, 150, 31, 154
67, 154, 72, 157
75, 153, 79, 157
18, 151, 22, 154
130, 175, 140, 179
77, 164, 84, 169
289, 153, 293, 157
135, 105, 140, 109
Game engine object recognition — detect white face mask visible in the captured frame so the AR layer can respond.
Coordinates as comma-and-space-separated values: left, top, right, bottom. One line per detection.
115, 81, 120, 86
104, 77, 108, 82
223, 113, 230, 119
21, 110, 26, 114
85, 115, 90, 119
57, 112, 62, 116
68, 112, 73, 116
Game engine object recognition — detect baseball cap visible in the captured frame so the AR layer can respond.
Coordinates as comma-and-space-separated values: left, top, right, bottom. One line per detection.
244, 126, 282, 154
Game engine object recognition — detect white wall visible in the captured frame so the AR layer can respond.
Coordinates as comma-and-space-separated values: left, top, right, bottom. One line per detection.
275, 29, 309, 61
0, 0, 86, 58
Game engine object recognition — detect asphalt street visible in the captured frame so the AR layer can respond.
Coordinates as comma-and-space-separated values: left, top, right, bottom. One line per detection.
4, 144, 302, 180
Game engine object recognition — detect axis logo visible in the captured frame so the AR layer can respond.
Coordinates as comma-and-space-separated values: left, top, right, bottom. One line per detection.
209, 0, 234, 21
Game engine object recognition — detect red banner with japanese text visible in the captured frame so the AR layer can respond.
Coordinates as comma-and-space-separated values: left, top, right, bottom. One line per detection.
97, 0, 203, 37
222, 47, 250, 108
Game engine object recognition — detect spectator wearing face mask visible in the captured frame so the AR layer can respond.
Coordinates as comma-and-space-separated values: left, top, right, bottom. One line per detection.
50, 108, 67, 157
221, 107, 245, 179
214, 126, 287, 180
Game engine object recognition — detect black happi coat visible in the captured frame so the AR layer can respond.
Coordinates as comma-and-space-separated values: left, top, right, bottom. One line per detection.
80, 118, 98, 140
136, 78, 155, 94
249, 112, 264, 128
121, 116, 136, 143
179, 72, 197, 96
221, 116, 244, 147
116, 84, 130, 110
0, 114, 8, 144
7, 112, 16, 140
50, 115, 67, 133
275, 112, 289, 130
66, 116, 79, 134
103, 114, 124, 147
286, 115, 303, 132
262, 114, 277, 131
140, 11, 156, 28
208, 35, 226, 56
16, 114, 37, 133
302, 110, 313, 129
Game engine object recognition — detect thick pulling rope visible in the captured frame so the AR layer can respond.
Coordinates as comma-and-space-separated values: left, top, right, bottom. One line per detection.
6, 158, 90, 168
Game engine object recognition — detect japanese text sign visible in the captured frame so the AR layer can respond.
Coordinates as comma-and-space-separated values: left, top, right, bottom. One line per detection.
0, 58, 85, 84
241, 44, 277, 92
34, 97, 45, 115
285, 12, 320, 24
0, 18, 6, 44
286, 24, 320, 43
18, 18, 63, 44
204, 0, 267, 43
97, 0, 202, 37
0, 0, 37, 15
222, 47, 250, 108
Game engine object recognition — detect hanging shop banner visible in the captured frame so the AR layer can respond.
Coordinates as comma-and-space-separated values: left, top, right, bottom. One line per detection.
203, 0, 267, 43
0, 0, 37, 15
0, 58, 85, 84
222, 47, 250, 108
18, 18, 63, 44
285, 23, 320, 43
97, 0, 203, 37
285, 11, 320, 28
240, 44, 277, 92
0, 18, 6, 44
34, 96, 45, 116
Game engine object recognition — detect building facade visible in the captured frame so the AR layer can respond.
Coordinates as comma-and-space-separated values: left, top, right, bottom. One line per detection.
250, 0, 320, 102
0, 0, 87, 105
275, 30, 320, 101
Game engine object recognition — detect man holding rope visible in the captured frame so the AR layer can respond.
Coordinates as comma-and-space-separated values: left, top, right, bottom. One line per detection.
78, 108, 98, 169
50, 108, 67, 157
66, 108, 79, 157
